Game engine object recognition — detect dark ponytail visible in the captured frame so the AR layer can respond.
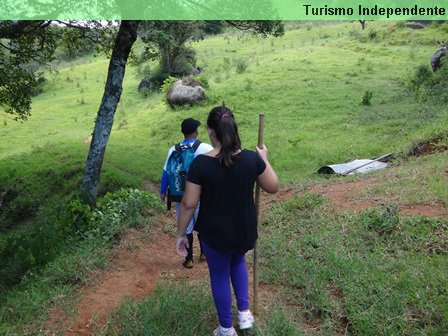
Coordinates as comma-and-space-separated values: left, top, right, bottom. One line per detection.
207, 105, 241, 167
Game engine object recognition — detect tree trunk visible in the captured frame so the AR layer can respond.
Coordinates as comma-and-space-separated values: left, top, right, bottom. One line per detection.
160, 44, 175, 75
81, 20, 140, 200
359, 20, 366, 30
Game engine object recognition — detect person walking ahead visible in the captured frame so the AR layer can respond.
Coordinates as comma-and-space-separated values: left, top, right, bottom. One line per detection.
161, 118, 213, 268
176, 106, 279, 336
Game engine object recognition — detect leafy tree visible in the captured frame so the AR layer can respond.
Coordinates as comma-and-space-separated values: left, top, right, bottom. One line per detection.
226, 20, 284, 37
139, 20, 204, 81
0, 21, 56, 120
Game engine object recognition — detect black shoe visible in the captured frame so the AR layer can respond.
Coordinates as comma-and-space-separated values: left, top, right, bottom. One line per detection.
183, 259, 194, 268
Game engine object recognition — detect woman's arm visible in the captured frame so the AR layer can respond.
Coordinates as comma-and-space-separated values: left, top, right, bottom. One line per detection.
176, 181, 201, 256
256, 145, 279, 194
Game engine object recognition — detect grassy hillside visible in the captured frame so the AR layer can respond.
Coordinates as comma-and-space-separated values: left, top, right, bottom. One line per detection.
1, 21, 447, 183
0, 21, 447, 335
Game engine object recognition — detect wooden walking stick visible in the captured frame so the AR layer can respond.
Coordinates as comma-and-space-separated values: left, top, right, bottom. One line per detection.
253, 114, 265, 316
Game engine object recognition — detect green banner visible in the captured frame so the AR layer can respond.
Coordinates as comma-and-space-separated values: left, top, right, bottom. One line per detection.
1, 0, 447, 20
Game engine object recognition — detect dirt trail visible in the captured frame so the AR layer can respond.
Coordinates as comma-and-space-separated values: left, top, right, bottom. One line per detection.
45, 212, 209, 335
45, 211, 277, 335
45, 178, 447, 335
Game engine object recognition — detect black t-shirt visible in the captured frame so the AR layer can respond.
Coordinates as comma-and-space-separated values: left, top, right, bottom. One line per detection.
187, 149, 266, 255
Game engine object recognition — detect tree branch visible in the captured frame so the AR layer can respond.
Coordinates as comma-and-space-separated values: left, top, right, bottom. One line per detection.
0, 20, 51, 39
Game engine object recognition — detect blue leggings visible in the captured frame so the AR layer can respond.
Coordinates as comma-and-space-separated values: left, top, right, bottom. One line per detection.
202, 240, 249, 328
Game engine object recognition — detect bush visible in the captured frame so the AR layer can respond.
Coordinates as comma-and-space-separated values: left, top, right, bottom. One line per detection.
0, 191, 95, 287
160, 76, 179, 105
235, 58, 249, 74
85, 188, 159, 243
409, 65, 433, 90
361, 90, 373, 106
203, 20, 225, 35
367, 29, 378, 41
160, 76, 178, 96
194, 74, 209, 88
146, 65, 170, 91
408, 61, 448, 103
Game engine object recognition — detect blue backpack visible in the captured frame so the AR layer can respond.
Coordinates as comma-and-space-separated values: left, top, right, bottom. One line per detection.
166, 140, 201, 202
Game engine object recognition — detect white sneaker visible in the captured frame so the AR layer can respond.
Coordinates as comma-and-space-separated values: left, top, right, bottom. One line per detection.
212, 326, 238, 336
238, 310, 254, 330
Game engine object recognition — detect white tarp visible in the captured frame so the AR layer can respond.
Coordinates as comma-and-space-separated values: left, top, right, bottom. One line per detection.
318, 158, 389, 175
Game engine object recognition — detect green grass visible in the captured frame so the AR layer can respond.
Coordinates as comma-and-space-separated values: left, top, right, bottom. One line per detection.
260, 193, 448, 335
193, 22, 448, 182
1, 21, 448, 335
0, 242, 110, 335
1, 21, 447, 183
104, 282, 217, 335
103, 281, 306, 336
304, 150, 448, 207
359, 151, 448, 205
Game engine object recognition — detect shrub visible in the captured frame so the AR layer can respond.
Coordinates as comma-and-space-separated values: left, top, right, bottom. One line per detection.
203, 20, 225, 35
147, 65, 170, 91
367, 29, 378, 40
409, 65, 433, 90
0, 167, 78, 231
160, 76, 178, 96
361, 90, 373, 106
194, 74, 209, 88
83, 188, 159, 243
408, 61, 448, 103
0, 190, 96, 284
235, 58, 249, 74
160, 76, 179, 105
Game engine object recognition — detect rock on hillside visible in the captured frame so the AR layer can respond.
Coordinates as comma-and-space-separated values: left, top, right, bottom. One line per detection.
166, 76, 205, 108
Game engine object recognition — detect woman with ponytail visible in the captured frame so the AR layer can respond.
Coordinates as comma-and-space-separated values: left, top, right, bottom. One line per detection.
176, 105, 279, 336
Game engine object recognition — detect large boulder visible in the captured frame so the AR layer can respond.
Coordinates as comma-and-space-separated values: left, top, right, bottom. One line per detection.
431, 46, 447, 72
167, 76, 205, 107
138, 78, 150, 92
